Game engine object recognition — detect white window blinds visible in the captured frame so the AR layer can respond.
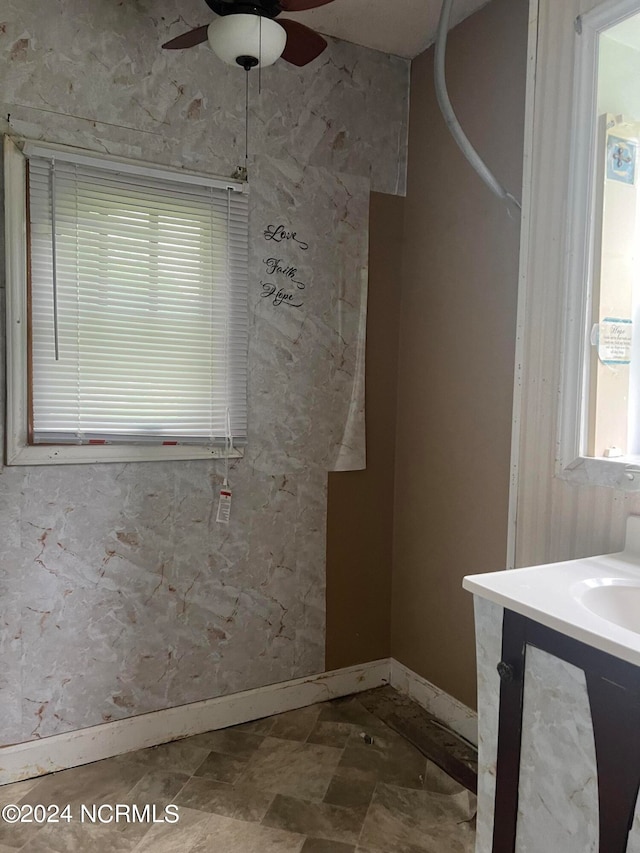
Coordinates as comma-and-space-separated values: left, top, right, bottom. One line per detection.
26, 150, 249, 447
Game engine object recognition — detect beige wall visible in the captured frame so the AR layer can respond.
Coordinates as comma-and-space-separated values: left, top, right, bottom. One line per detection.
326, 192, 404, 670
391, 0, 528, 709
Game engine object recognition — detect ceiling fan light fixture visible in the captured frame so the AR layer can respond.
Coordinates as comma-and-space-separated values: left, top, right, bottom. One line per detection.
207, 14, 287, 68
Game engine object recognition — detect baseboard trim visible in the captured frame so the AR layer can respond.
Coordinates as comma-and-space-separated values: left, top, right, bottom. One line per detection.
389, 659, 478, 747
0, 659, 390, 786
1, 658, 476, 785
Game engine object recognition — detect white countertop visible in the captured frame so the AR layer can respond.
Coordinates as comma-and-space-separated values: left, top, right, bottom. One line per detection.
463, 516, 640, 667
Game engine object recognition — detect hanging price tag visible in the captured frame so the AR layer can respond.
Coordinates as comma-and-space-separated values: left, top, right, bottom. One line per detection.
216, 489, 232, 524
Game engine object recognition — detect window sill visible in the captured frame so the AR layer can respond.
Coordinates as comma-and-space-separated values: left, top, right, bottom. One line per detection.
6, 442, 244, 467
558, 454, 640, 491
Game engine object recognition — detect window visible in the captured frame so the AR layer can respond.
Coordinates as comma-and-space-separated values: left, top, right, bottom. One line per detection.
559, 1, 640, 488
4, 137, 248, 465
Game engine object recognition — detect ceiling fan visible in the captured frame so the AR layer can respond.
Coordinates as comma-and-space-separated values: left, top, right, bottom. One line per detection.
162, 0, 337, 70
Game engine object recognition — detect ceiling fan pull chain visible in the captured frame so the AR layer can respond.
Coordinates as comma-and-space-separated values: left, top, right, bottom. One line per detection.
245, 66, 250, 174
259, 15, 262, 95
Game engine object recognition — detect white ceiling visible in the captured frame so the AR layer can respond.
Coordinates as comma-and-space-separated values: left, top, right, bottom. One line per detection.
281, 0, 491, 60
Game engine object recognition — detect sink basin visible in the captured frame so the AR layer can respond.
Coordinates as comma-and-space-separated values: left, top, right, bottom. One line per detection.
462, 516, 640, 668
576, 579, 640, 634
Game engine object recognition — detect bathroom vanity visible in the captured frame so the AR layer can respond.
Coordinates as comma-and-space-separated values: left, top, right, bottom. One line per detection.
464, 516, 640, 853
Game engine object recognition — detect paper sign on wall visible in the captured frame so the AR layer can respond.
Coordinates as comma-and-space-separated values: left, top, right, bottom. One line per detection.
607, 135, 637, 185
598, 317, 633, 365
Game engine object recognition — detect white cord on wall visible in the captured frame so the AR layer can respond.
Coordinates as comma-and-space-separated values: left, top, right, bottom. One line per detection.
434, 0, 521, 212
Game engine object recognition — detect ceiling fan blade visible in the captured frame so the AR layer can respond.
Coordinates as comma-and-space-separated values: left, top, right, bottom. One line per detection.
162, 25, 209, 50
280, 0, 336, 10
280, 19, 328, 66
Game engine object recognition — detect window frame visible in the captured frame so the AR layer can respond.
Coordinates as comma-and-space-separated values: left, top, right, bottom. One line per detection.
4, 136, 246, 466
558, 0, 640, 490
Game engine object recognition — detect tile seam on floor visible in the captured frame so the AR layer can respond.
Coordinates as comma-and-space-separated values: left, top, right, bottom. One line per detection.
317, 728, 350, 804
354, 778, 380, 852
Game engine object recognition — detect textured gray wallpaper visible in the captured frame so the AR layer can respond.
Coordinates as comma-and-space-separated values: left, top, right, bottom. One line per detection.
0, 0, 408, 744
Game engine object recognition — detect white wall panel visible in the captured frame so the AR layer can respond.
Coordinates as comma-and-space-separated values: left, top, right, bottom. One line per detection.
515, 0, 640, 567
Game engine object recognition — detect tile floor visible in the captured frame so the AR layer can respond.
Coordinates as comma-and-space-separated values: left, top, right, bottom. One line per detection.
0, 695, 477, 852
